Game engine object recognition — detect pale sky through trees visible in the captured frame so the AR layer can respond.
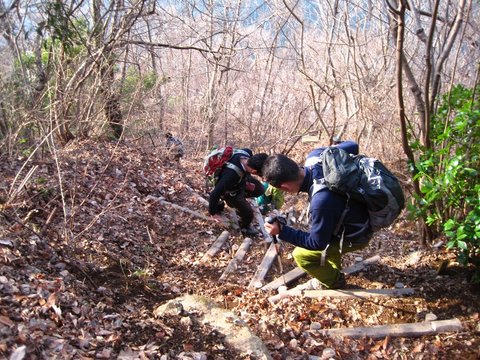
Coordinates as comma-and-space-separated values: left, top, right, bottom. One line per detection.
0, 0, 478, 156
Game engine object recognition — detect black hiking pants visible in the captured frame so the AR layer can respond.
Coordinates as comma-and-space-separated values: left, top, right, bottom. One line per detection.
224, 175, 264, 228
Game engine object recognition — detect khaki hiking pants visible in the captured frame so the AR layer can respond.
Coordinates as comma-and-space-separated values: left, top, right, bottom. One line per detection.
292, 235, 372, 288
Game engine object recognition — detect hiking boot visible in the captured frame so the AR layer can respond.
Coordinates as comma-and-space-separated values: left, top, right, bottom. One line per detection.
297, 278, 323, 290
241, 226, 259, 237
217, 201, 225, 212
332, 273, 346, 289
297, 274, 346, 291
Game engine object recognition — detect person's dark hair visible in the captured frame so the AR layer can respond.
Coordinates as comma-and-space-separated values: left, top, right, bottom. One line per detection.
262, 154, 301, 187
240, 148, 253, 157
165, 132, 173, 138
247, 153, 268, 176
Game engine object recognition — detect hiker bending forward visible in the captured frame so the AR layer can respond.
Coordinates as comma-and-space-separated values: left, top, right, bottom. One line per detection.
262, 141, 373, 289
208, 149, 265, 236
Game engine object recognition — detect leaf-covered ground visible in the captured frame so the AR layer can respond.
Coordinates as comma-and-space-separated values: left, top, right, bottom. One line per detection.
0, 140, 479, 359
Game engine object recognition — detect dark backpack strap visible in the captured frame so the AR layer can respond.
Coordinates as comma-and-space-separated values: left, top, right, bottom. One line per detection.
333, 193, 350, 237
224, 162, 245, 179
308, 178, 327, 200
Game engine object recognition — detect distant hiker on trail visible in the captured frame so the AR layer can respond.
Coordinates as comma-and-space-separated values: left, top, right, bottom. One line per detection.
208, 150, 266, 237
165, 132, 184, 162
262, 141, 373, 290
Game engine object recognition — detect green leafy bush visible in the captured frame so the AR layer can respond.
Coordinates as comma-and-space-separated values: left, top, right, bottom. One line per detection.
122, 68, 160, 98
412, 85, 479, 280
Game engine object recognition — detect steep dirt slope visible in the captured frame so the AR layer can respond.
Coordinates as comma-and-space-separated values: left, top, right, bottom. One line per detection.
0, 140, 479, 359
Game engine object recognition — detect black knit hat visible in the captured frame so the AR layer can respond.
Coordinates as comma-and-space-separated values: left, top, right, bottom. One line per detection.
241, 148, 253, 157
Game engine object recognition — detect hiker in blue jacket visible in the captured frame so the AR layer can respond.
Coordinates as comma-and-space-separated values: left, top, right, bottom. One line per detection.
262, 141, 372, 289
209, 150, 266, 236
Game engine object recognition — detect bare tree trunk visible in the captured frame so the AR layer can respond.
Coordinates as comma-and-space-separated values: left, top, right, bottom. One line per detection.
387, 0, 426, 142
0, 97, 8, 138
394, 0, 432, 244
422, 0, 441, 149
105, 93, 124, 139
181, 52, 192, 134
429, 0, 468, 121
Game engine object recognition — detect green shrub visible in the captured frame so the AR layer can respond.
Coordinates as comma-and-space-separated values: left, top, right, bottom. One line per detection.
412, 85, 479, 280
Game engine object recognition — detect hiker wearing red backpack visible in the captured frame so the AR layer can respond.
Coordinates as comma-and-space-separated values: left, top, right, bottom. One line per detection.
207, 149, 267, 236
262, 141, 373, 290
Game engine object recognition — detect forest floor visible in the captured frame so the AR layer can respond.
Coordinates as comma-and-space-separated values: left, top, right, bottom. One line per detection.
0, 139, 479, 360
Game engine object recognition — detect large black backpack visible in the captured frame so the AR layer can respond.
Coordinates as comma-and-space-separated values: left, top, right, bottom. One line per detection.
310, 147, 405, 231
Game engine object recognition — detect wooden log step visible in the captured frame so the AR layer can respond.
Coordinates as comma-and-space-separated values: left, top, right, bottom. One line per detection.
219, 237, 253, 281
343, 255, 381, 275
261, 267, 306, 291
145, 195, 214, 223
199, 231, 230, 263
253, 206, 274, 242
177, 185, 240, 230
309, 318, 463, 338
184, 184, 209, 207
269, 287, 414, 304
248, 243, 279, 290
262, 255, 381, 292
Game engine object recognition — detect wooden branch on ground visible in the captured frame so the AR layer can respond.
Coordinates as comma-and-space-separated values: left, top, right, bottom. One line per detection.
199, 231, 230, 263
297, 203, 312, 225
184, 184, 209, 207
309, 318, 463, 339
269, 287, 414, 304
219, 237, 253, 282
248, 242, 279, 290
183, 186, 239, 230
253, 206, 273, 242
262, 267, 306, 291
343, 255, 381, 275
158, 198, 216, 222
145, 195, 214, 223
262, 255, 381, 292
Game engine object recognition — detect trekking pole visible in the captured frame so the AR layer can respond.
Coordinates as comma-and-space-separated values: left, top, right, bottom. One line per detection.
265, 216, 287, 287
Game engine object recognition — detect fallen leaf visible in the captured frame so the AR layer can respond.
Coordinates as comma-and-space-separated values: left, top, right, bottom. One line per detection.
0, 315, 14, 326
183, 343, 194, 351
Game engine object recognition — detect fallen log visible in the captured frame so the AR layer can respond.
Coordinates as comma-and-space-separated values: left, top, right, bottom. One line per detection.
309, 318, 463, 339
183, 186, 239, 230
343, 255, 381, 275
219, 237, 253, 281
269, 287, 415, 304
253, 206, 273, 242
184, 184, 209, 207
261, 267, 306, 291
248, 243, 279, 290
145, 195, 215, 223
262, 255, 381, 291
200, 231, 230, 262
158, 198, 217, 222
